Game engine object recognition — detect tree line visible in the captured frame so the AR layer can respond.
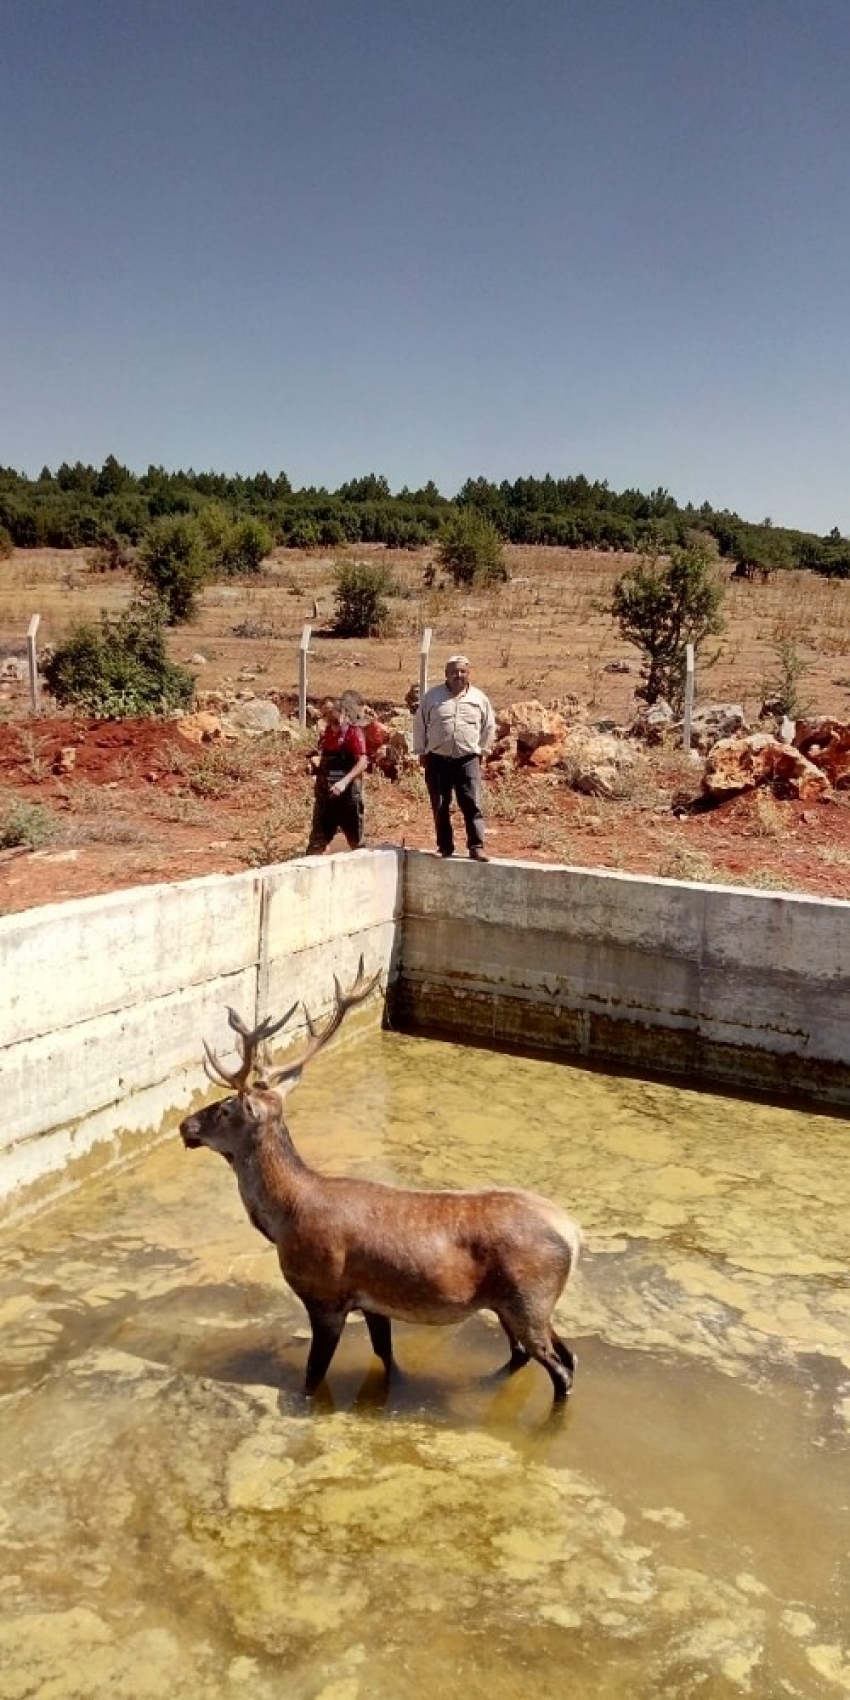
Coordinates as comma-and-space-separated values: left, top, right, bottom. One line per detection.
0, 457, 848, 578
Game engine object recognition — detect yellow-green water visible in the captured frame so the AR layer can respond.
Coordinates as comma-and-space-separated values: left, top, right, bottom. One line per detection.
1, 1033, 849, 1699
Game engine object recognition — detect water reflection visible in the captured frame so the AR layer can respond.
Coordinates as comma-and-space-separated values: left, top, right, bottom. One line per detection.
0, 1034, 849, 1698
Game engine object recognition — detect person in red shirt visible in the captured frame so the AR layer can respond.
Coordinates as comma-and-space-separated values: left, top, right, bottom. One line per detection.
306, 694, 368, 854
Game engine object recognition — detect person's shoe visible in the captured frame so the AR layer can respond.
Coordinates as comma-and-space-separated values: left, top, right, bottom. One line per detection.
469, 848, 490, 862
439, 848, 454, 857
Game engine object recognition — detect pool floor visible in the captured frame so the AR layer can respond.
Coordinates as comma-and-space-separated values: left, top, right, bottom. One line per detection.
1, 1032, 849, 1698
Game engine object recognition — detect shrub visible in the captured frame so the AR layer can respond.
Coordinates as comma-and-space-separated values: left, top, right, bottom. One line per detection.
438, 510, 507, 586
0, 799, 56, 849
762, 636, 812, 718
332, 559, 394, 636
198, 506, 272, 577
0, 523, 13, 560
87, 533, 134, 573
42, 601, 195, 717
609, 544, 724, 710
135, 515, 208, 623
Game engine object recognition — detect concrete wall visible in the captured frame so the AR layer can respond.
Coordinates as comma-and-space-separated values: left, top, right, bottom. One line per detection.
0, 850, 401, 1215
3, 846, 849, 1213
395, 854, 850, 1101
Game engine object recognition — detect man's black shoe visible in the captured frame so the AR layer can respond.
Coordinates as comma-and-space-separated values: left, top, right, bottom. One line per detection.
469, 849, 490, 862
439, 848, 454, 857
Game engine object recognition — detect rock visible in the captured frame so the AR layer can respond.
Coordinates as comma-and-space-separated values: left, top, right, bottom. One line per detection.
176, 711, 226, 745
687, 703, 747, 752
556, 728, 639, 797
373, 731, 413, 781
793, 717, 850, 789
224, 699, 282, 737
52, 746, 76, 775
703, 733, 831, 801
190, 652, 207, 665
603, 660, 631, 674
631, 701, 674, 743
496, 700, 571, 761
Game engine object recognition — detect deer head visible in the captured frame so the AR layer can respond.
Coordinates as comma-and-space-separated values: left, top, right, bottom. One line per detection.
181, 957, 382, 1154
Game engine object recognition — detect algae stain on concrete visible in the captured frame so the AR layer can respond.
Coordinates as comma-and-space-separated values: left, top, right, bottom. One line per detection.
0, 1033, 849, 1699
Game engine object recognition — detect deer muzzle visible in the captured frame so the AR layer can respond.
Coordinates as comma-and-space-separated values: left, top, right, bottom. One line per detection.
179, 1114, 203, 1150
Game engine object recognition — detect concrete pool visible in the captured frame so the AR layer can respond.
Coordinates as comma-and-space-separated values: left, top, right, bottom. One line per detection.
1, 1030, 848, 1699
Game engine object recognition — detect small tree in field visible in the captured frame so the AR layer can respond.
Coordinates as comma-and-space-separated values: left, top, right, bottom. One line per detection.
135, 515, 209, 623
438, 509, 507, 586
332, 559, 394, 636
609, 544, 724, 709
197, 505, 273, 576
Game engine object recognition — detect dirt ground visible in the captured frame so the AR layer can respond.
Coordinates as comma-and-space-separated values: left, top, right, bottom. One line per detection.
3, 543, 850, 915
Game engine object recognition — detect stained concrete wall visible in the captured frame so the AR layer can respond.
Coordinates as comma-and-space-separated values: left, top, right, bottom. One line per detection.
3, 846, 849, 1213
395, 853, 850, 1101
0, 850, 401, 1214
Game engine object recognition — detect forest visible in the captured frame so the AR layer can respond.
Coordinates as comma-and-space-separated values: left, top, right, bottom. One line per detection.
0, 457, 848, 579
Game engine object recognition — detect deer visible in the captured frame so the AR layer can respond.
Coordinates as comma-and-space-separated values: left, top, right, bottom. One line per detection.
179, 960, 582, 1403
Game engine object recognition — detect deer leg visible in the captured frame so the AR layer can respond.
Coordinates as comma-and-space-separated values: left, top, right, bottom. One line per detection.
496, 1316, 530, 1374
498, 1307, 573, 1401
553, 1332, 577, 1380
361, 1309, 394, 1375
304, 1307, 346, 1395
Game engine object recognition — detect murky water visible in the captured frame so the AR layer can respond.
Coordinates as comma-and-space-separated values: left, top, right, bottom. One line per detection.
1, 1034, 849, 1700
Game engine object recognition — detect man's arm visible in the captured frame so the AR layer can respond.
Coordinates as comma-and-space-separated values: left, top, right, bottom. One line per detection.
480, 693, 496, 754
412, 699, 427, 757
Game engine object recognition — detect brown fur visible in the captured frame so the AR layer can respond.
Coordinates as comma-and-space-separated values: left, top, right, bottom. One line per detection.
180, 1083, 582, 1402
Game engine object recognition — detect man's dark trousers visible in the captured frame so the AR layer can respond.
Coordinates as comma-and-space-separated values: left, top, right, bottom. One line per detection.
424, 753, 485, 855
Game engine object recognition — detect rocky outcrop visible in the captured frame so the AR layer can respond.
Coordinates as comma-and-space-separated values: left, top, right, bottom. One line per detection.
703, 733, 830, 801
687, 703, 747, 752
175, 711, 234, 745
793, 718, 850, 789
223, 699, 282, 737
555, 728, 640, 797
490, 698, 584, 768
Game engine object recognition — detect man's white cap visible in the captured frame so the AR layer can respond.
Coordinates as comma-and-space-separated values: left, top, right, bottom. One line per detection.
445, 653, 470, 668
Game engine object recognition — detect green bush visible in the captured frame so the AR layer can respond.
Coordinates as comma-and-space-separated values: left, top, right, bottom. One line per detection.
609, 544, 724, 710
0, 799, 56, 849
221, 516, 273, 576
0, 523, 13, 560
135, 515, 209, 623
438, 510, 507, 586
196, 507, 272, 577
42, 601, 195, 718
332, 559, 394, 636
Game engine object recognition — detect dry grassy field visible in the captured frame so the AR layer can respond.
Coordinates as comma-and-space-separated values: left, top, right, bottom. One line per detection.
3, 542, 850, 914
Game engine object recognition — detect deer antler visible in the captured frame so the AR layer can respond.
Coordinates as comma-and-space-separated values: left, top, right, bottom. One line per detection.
263, 956, 381, 1089
203, 1001, 299, 1092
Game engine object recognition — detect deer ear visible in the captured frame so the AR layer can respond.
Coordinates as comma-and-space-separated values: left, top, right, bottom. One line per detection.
241, 1089, 276, 1122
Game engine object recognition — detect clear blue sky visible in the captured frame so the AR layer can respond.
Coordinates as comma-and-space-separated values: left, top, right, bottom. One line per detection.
2, 0, 848, 533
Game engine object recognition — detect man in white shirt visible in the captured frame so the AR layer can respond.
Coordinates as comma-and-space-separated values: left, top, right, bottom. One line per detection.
412, 654, 496, 860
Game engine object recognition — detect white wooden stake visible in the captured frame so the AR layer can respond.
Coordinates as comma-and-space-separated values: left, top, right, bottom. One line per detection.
27, 614, 41, 714
298, 623, 312, 729
682, 642, 695, 751
419, 626, 433, 703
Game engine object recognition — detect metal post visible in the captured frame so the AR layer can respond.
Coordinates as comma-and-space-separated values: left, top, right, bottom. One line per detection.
298, 624, 312, 729
419, 626, 433, 703
682, 643, 695, 751
27, 614, 41, 714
